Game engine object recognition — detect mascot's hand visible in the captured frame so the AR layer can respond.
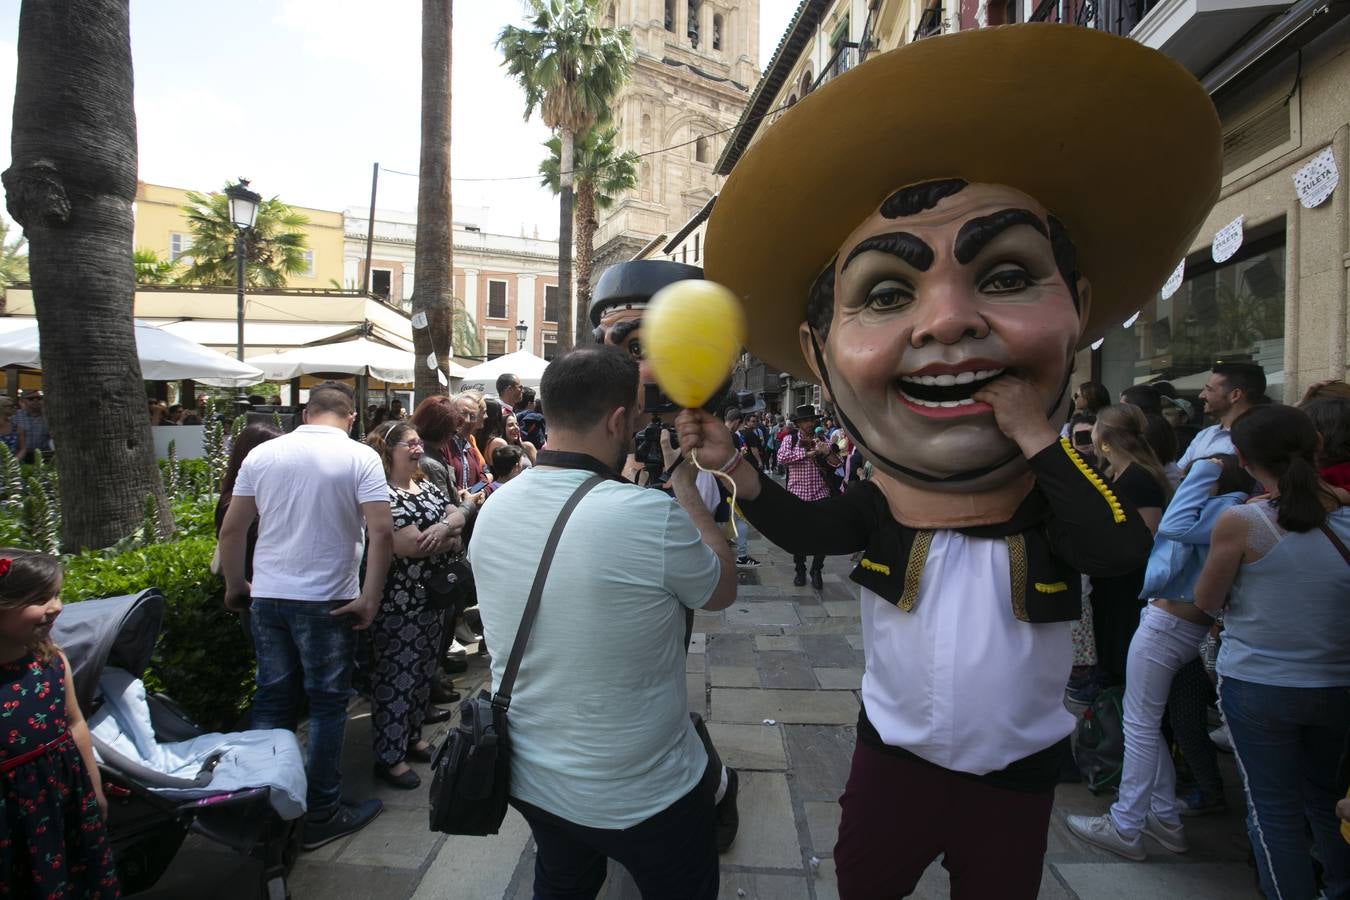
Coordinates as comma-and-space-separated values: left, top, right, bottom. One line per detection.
972, 374, 1059, 458
675, 408, 737, 470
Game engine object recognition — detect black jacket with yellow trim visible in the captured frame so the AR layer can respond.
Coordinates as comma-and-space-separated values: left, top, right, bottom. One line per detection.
738, 439, 1154, 623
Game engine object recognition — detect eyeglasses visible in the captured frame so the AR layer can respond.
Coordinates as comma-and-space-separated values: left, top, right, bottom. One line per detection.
394, 439, 424, 449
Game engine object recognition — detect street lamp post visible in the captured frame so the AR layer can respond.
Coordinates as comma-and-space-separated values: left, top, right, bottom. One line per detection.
515, 320, 528, 351
225, 180, 261, 403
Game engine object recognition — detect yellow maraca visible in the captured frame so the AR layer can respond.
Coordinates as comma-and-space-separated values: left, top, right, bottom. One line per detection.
644, 278, 748, 532
643, 279, 746, 409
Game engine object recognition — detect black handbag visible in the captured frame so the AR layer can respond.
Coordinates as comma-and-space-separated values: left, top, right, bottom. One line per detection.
428, 474, 606, 835
424, 556, 473, 612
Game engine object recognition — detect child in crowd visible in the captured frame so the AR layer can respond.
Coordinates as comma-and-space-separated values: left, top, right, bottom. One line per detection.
483, 445, 525, 498
0, 549, 120, 898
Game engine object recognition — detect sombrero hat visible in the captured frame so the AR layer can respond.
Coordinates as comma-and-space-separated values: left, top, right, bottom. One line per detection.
705, 24, 1222, 382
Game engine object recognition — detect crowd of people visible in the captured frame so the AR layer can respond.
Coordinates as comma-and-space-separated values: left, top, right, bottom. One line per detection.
2, 341, 1348, 898
1, 311, 1347, 899
1056, 363, 1350, 900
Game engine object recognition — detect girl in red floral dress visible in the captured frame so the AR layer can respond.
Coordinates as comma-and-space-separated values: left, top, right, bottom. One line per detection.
0, 550, 119, 898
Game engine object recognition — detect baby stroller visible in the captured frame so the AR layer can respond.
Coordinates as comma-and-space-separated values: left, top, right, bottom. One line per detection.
52, 590, 306, 899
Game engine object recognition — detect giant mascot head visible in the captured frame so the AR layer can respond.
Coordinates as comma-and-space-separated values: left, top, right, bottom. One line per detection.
705, 25, 1221, 521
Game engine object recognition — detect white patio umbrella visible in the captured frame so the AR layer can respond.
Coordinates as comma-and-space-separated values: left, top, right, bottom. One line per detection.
457, 349, 551, 394
0, 319, 264, 387
246, 337, 473, 384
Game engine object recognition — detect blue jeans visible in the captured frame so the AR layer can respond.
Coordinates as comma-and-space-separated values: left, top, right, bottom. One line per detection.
1218, 676, 1350, 900
251, 598, 357, 819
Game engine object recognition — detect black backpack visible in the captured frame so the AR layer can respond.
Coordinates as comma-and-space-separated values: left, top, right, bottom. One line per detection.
1074, 685, 1125, 795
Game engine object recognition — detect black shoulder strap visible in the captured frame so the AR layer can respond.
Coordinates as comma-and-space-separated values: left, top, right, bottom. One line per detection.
492, 474, 607, 710
1320, 520, 1350, 567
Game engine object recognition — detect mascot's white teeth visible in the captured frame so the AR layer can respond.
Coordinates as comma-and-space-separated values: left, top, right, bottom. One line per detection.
901, 396, 980, 409
899, 368, 1004, 386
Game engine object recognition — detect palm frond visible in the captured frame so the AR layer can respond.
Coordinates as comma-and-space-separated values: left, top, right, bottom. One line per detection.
498, 0, 633, 134
539, 124, 638, 207
175, 183, 311, 288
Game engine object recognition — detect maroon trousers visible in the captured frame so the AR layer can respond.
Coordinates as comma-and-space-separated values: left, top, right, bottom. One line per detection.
835, 740, 1055, 899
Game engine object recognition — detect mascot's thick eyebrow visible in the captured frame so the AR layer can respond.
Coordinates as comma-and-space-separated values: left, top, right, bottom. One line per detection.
605, 318, 642, 345
842, 232, 935, 272
953, 208, 1048, 264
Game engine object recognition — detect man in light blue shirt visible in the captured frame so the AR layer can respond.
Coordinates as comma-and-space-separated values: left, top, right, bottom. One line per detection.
470, 346, 737, 900
1177, 361, 1266, 471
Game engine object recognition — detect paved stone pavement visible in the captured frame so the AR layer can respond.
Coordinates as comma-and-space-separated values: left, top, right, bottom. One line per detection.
140, 517, 1259, 899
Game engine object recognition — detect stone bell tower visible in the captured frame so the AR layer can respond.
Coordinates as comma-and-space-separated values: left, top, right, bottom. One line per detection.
591, 0, 760, 270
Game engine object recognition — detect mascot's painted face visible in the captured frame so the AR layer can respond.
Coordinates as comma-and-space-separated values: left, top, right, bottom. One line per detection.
596, 306, 650, 384
802, 181, 1090, 491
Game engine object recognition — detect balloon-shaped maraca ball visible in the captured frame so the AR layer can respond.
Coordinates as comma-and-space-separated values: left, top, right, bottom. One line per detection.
643, 279, 747, 409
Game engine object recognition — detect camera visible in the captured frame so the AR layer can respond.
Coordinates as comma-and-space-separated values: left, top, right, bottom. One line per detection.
643, 382, 678, 415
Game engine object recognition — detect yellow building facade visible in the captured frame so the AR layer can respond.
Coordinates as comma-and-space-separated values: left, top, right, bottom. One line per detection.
133, 181, 346, 290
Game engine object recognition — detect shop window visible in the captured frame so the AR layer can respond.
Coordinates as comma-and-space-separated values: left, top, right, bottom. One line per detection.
1098, 230, 1286, 412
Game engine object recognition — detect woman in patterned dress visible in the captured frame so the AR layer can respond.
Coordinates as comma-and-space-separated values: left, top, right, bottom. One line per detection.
0, 549, 119, 899
363, 423, 460, 790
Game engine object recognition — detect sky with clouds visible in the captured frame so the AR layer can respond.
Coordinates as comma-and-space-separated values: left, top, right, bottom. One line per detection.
0, 0, 799, 240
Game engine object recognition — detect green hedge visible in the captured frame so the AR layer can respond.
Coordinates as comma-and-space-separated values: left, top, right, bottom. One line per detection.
62, 534, 255, 732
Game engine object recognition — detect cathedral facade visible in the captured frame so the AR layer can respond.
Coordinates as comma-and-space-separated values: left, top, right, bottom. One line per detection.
592, 1, 761, 271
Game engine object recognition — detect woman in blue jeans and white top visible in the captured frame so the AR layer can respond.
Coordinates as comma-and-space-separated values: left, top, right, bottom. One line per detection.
1068, 453, 1253, 859
1195, 404, 1350, 900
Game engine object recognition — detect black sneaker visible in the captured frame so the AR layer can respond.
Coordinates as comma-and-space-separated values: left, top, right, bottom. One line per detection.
810, 569, 824, 590
302, 798, 383, 851
716, 768, 740, 854
736, 556, 761, 568
793, 571, 807, 587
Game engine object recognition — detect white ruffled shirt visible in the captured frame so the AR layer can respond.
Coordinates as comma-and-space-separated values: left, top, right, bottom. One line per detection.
860, 530, 1076, 774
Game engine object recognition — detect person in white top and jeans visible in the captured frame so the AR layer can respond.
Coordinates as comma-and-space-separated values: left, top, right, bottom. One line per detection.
219, 381, 396, 851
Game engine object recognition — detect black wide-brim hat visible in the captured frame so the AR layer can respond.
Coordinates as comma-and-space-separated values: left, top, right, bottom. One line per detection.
705, 24, 1223, 381
791, 404, 818, 423
588, 260, 704, 327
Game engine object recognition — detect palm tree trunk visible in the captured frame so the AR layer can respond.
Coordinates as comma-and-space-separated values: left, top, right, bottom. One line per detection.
574, 176, 598, 347
411, 0, 453, 402
556, 128, 575, 355
3, 0, 168, 551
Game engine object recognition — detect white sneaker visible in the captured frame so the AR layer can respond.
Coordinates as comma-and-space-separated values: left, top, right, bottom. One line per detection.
1143, 812, 1189, 853
1066, 813, 1146, 861
1209, 724, 1234, 753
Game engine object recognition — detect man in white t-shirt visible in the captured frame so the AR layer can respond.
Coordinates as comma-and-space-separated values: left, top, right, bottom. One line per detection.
219, 381, 394, 851
470, 346, 736, 900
